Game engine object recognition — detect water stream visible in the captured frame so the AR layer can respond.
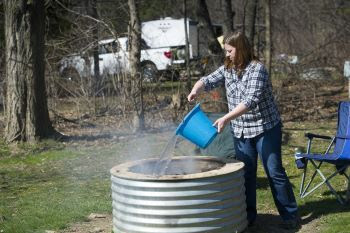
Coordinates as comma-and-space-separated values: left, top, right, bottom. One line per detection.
152, 133, 179, 176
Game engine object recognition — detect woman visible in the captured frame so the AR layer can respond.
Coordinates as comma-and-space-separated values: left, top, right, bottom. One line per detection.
187, 31, 299, 229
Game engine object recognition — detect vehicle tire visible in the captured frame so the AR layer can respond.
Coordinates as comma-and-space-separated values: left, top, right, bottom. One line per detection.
141, 62, 159, 82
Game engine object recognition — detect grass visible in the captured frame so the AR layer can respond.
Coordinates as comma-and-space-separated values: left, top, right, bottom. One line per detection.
257, 121, 350, 233
281, 121, 350, 233
0, 121, 350, 233
0, 144, 115, 233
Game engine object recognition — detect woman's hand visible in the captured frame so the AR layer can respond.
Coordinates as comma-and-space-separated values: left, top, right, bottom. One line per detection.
213, 116, 229, 133
213, 103, 249, 133
187, 80, 205, 102
187, 91, 198, 102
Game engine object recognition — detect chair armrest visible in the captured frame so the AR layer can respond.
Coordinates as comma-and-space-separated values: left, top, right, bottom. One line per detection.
304, 133, 332, 140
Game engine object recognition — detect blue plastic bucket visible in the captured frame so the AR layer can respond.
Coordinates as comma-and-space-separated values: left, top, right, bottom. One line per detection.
176, 104, 218, 149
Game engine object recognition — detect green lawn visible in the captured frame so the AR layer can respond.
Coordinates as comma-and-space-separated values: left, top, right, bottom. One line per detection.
281, 121, 350, 233
0, 121, 349, 233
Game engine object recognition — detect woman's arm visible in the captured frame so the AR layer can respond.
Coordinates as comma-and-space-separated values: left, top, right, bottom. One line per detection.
187, 80, 205, 102
213, 103, 249, 133
187, 66, 226, 102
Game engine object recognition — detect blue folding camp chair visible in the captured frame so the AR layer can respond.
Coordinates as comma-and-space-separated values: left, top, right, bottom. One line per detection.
297, 101, 350, 205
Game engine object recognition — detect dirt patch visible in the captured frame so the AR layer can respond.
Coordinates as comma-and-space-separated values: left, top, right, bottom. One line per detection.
60, 211, 319, 233
60, 213, 112, 233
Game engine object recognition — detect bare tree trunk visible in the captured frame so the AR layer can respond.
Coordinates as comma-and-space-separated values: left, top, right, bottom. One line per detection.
244, 0, 258, 46
222, 0, 235, 35
196, 0, 227, 112
196, 0, 223, 55
184, 0, 191, 93
264, 0, 272, 75
83, 0, 100, 98
4, 0, 58, 142
84, 0, 100, 115
87, 0, 100, 92
128, 0, 144, 131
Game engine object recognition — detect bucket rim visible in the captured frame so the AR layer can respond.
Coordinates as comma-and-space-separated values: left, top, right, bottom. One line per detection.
175, 103, 201, 135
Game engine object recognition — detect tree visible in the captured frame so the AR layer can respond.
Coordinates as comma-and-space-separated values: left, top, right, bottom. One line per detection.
0, 1, 5, 111
184, 0, 192, 93
128, 0, 145, 131
195, 0, 223, 56
195, 0, 227, 112
244, 0, 258, 46
222, 0, 235, 35
4, 0, 58, 142
264, 0, 271, 75
85, 0, 100, 94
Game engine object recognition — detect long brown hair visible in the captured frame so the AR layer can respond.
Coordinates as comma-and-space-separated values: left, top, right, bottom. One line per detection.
223, 31, 255, 71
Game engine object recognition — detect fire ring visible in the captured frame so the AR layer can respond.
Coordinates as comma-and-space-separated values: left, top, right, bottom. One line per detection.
110, 156, 247, 233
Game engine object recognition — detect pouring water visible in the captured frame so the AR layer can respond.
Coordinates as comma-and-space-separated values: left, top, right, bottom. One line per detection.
152, 104, 217, 177
152, 133, 178, 176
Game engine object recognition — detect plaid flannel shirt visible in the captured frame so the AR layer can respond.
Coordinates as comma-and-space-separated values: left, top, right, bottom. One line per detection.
200, 61, 280, 138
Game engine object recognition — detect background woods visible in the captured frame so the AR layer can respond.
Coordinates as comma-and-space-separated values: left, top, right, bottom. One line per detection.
0, 0, 349, 142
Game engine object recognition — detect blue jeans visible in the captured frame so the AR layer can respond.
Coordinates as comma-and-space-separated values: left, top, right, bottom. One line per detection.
234, 122, 298, 222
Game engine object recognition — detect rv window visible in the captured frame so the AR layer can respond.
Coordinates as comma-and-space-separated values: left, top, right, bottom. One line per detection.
100, 42, 120, 54
98, 45, 107, 54
122, 39, 149, 50
141, 39, 150, 49
110, 42, 119, 52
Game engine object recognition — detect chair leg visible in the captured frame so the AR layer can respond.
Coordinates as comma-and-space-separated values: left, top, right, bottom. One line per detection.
300, 160, 322, 198
347, 181, 350, 203
315, 161, 347, 204
300, 160, 349, 205
300, 162, 308, 196
344, 168, 350, 203
333, 165, 350, 204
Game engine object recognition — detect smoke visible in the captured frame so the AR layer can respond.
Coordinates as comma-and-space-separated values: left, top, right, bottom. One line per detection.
125, 132, 204, 177
56, 115, 203, 181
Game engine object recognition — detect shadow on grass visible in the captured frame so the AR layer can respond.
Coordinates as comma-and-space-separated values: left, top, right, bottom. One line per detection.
299, 197, 350, 225
255, 174, 348, 216
246, 213, 301, 233
243, 191, 349, 232
63, 133, 117, 142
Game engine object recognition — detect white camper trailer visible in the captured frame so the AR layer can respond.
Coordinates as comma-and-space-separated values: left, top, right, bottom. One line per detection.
141, 17, 199, 64
59, 17, 211, 82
